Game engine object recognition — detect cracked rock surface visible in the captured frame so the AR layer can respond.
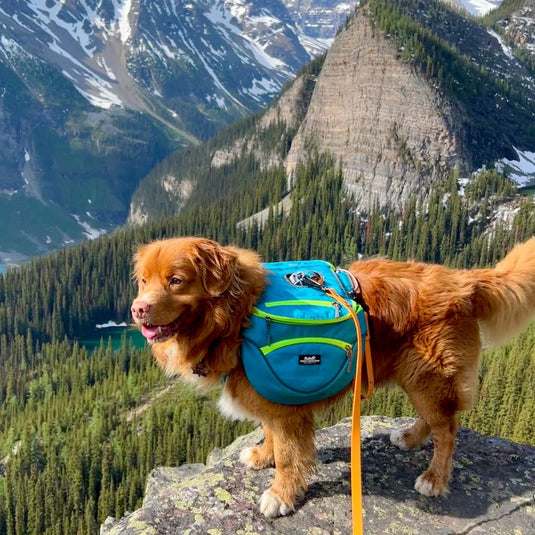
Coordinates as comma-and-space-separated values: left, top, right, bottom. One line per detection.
103, 416, 535, 535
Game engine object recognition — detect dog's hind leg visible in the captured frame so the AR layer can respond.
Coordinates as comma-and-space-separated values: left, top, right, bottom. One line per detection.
414, 414, 458, 497
240, 423, 275, 469
398, 324, 481, 497
390, 417, 431, 450
258, 412, 316, 517
405, 381, 460, 497
412, 362, 480, 497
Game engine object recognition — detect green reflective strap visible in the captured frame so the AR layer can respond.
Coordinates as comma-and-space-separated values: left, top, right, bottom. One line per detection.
252, 302, 360, 325
261, 337, 352, 355
264, 300, 339, 308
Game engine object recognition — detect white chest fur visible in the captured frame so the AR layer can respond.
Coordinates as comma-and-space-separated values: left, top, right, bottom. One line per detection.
217, 382, 259, 423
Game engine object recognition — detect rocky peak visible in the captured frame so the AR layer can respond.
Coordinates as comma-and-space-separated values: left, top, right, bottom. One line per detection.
284, 5, 470, 211
283, 0, 535, 211
102, 416, 535, 534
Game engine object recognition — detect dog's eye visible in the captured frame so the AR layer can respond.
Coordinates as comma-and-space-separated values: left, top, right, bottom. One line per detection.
169, 277, 182, 287
140, 278, 147, 285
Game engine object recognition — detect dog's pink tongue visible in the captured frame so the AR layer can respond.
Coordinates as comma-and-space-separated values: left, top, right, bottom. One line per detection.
141, 325, 160, 340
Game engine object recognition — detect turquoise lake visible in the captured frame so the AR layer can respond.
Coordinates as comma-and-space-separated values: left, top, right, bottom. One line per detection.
80, 326, 146, 352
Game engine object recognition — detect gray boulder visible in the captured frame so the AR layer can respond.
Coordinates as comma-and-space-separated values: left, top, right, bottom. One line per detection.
103, 416, 535, 534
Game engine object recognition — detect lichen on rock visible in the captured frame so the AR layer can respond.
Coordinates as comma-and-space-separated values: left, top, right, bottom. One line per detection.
102, 416, 535, 535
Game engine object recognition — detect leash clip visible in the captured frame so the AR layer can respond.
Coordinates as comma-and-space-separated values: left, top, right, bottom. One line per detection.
335, 268, 361, 301
286, 270, 326, 290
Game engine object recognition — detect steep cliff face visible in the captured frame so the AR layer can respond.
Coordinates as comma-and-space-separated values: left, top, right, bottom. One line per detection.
285, 7, 469, 210
283, 0, 535, 211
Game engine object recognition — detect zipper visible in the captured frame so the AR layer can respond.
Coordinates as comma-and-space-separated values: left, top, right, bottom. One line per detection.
260, 336, 355, 376
259, 336, 353, 358
265, 317, 271, 346
345, 344, 353, 373
264, 299, 338, 308
254, 306, 355, 325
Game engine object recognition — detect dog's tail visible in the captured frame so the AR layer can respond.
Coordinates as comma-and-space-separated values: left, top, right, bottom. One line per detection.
475, 238, 535, 348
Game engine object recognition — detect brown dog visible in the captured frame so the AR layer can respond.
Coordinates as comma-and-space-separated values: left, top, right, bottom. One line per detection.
131, 236, 535, 516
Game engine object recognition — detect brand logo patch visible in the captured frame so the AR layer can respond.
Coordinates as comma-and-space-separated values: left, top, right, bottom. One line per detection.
299, 354, 321, 365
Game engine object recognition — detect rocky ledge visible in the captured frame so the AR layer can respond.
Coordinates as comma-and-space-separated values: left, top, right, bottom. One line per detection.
103, 416, 535, 534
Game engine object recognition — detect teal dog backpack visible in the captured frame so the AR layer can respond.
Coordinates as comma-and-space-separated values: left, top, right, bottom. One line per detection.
241, 260, 367, 405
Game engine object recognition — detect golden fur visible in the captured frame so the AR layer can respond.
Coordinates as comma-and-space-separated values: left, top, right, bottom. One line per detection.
131, 236, 535, 516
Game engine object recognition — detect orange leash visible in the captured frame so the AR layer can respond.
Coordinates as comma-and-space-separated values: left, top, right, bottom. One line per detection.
325, 289, 373, 535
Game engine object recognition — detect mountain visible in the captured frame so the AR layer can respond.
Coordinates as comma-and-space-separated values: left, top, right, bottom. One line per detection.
282, 0, 358, 39
286, 0, 535, 210
128, 0, 535, 222
0, 0, 354, 264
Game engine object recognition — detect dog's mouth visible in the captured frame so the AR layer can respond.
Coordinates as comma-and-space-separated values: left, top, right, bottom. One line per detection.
139, 318, 180, 344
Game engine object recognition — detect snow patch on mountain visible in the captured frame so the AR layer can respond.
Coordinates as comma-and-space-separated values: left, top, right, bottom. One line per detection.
72, 78, 124, 109
96, 320, 128, 328
250, 76, 280, 96
457, 0, 502, 16
115, 0, 135, 44
0, 35, 23, 56
496, 149, 535, 188
72, 214, 108, 240
488, 29, 514, 59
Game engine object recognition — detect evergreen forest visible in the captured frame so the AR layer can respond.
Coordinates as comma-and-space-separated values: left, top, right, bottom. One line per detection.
0, 148, 534, 533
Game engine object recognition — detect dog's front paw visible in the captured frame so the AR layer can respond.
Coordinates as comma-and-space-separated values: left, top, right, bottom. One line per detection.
259, 489, 294, 517
414, 470, 449, 497
240, 446, 274, 470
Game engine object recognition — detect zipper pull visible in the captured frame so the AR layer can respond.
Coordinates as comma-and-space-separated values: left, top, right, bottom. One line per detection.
332, 302, 341, 318
266, 317, 272, 345
346, 345, 353, 373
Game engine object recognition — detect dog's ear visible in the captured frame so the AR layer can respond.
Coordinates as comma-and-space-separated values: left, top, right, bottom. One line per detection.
194, 240, 238, 297
132, 243, 148, 281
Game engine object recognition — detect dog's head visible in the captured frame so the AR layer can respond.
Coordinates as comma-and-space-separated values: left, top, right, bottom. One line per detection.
131, 237, 239, 344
